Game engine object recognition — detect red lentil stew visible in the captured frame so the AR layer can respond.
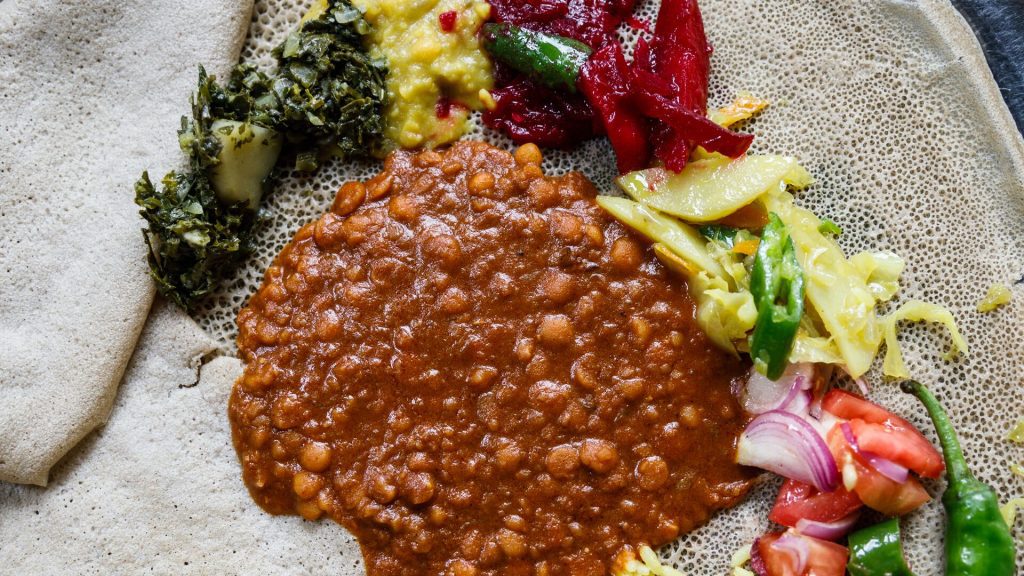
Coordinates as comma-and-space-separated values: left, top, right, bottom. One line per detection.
229, 141, 754, 575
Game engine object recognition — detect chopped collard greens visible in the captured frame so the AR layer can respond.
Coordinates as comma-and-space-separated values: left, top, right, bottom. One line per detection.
273, 2, 387, 170
136, 171, 254, 310
135, 0, 386, 310
178, 65, 281, 174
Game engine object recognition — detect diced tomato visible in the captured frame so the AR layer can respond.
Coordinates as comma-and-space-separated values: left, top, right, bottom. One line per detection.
823, 387, 888, 420
757, 531, 849, 576
822, 390, 913, 426
769, 479, 863, 528
826, 427, 931, 516
822, 390, 944, 478
847, 419, 943, 479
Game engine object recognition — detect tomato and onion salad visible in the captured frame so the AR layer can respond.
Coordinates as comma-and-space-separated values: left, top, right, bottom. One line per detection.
736, 373, 949, 574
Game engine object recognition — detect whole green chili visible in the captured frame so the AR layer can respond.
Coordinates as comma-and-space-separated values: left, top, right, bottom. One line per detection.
749, 212, 805, 380
847, 518, 916, 576
481, 23, 592, 93
902, 380, 1017, 575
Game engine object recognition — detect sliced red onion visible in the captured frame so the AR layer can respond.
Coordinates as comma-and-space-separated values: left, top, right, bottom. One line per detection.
741, 363, 814, 415
854, 377, 870, 395
812, 409, 842, 438
737, 410, 840, 492
771, 533, 810, 574
749, 538, 768, 576
840, 421, 858, 446
795, 511, 860, 541
864, 452, 909, 483
808, 395, 824, 419
784, 389, 813, 415
840, 422, 909, 483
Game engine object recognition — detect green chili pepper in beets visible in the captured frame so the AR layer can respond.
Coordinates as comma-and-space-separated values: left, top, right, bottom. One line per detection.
481, 23, 592, 92
847, 518, 916, 576
749, 213, 804, 380
902, 380, 1017, 575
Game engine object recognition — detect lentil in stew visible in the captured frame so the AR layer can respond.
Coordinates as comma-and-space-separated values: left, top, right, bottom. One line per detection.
229, 141, 753, 576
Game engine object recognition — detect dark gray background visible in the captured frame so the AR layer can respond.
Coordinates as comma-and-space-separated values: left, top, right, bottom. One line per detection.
952, 0, 1024, 133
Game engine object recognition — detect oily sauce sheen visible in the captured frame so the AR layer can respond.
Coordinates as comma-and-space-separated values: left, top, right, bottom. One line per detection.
230, 142, 753, 576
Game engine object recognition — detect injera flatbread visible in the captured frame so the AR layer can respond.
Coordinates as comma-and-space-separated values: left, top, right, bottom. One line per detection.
0, 0, 254, 485
2, 0, 1023, 573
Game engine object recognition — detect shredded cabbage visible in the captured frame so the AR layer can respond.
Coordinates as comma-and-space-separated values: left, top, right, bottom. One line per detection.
765, 191, 883, 378
790, 332, 845, 365
1007, 420, 1024, 443
730, 545, 756, 576
978, 283, 1013, 313
789, 314, 846, 365
707, 240, 751, 290
613, 546, 684, 576
849, 251, 905, 303
1001, 497, 1024, 527
881, 300, 968, 379
689, 270, 758, 354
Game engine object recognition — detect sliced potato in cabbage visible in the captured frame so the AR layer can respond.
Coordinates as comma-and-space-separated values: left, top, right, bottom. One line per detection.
597, 196, 725, 279
617, 156, 812, 223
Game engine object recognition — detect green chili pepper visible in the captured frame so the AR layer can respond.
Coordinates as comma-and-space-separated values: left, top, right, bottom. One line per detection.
847, 518, 916, 576
481, 23, 592, 92
902, 380, 1017, 575
748, 213, 804, 380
